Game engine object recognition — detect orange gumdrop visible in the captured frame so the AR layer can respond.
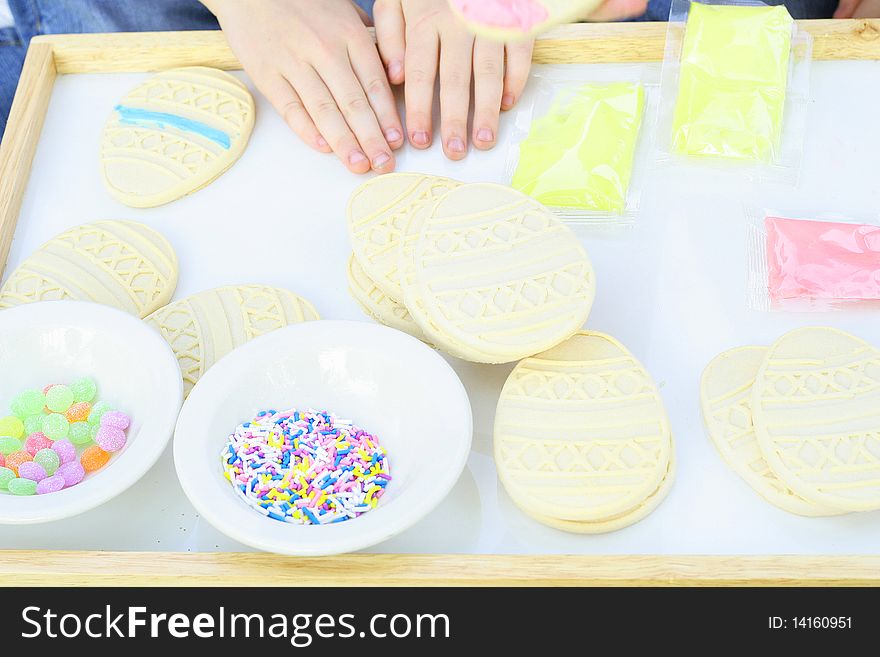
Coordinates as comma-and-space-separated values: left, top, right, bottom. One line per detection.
66, 402, 92, 423
80, 446, 110, 472
5, 450, 33, 475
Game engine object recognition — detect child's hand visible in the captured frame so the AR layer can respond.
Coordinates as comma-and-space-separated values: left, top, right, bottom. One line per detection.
374, 0, 535, 159
835, 0, 880, 17
203, 0, 404, 174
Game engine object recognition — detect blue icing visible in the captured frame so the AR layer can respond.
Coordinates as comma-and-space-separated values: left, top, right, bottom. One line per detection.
114, 105, 231, 149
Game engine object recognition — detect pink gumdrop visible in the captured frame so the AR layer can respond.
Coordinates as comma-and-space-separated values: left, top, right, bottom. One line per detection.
36, 474, 65, 494
24, 432, 53, 456
100, 411, 130, 430
52, 439, 76, 464
18, 460, 47, 482
95, 425, 126, 452
0, 454, 4, 468
57, 461, 85, 487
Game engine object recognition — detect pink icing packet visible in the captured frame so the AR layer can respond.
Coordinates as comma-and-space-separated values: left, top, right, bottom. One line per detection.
765, 216, 880, 302
451, 0, 549, 31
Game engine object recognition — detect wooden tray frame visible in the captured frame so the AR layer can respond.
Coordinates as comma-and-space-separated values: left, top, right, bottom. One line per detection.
1, 21, 880, 587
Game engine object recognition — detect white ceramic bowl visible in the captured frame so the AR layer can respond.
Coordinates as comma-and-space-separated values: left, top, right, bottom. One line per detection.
0, 301, 183, 523
174, 320, 473, 556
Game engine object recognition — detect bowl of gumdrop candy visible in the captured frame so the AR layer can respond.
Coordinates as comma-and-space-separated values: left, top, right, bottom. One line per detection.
0, 301, 182, 523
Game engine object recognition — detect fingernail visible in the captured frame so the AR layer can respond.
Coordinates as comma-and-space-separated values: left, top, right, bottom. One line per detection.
477, 128, 494, 143
372, 152, 392, 169
448, 137, 466, 154
385, 127, 402, 143
349, 150, 368, 165
388, 60, 403, 80
317, 136, 329, 149
502, 93, 515, 109
412, 131, 430, 146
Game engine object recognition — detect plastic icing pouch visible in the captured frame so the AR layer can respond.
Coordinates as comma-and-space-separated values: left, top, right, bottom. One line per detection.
671, 3, 793, 162
511, 82, 645, 217
747, 212, 880, 311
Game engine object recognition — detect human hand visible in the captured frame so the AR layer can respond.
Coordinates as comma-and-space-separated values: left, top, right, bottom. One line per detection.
202, 0, 404, 174
373, 0, 535, 160
834, 0, 880, 17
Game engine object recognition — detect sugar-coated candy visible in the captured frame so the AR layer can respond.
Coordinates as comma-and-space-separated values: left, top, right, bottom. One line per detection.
23, 414, 45, 436
8, 477, 37, 495
100, 411, 130, 430
45, 385, 74, 413
17, 461, 46, 482
0, 466, 15, 490
65, 402, 91, 423
33, 448, 60, 476
4, 450, 32, 475
11, 390, 45, 419
80, 446, 110, 472
88, 401, 111, 424
42, 413, 69, 440
36, 475, 66, 494
0, 453, 3, 467
70, 377, 97, 403
23, 432, 53, 456
57, 461, 85, 487
89, 422, 100, 440
95, 425, 126, 452
52, 439, 76, 465
0, 416, 24, 439
69, 422, 92, 445
0, 436, 22, 456
42, 383, 59, 395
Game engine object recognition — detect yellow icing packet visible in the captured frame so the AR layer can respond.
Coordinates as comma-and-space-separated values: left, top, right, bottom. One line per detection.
671, 3, 793, 162
511, 82, 645, 215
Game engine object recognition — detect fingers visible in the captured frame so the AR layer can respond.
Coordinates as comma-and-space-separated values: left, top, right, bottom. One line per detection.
471, 38, 504, 150
373, 0, 406, 84
439, 31, 475, 159
290, 65, 378, 174
260, 72, 330, 152
502, 40, 534, 111
348, 34, 406, 150
404, 24, 440, 149
833, 0, 860, 17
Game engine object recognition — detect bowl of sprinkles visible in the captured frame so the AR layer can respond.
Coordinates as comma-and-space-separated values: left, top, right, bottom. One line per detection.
174, 320, 472, 556
222, 408, 391, 525
0, 301, 183, 523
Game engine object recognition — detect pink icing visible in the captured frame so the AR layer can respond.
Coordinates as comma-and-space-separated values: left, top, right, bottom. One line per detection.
766, 216, 880, 301
452, 0, 549, 31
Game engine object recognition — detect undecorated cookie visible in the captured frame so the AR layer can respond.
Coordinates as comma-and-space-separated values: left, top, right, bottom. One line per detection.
701, 346, 843, 517
403, 183, 595, 364
0, 220, 178, 318
347, 173, 459, 301
752, 327, 880, 512
346, 254, 425, 341
145, 285, 319, 396
494, 331, 673, 526
101, 67, 255, 208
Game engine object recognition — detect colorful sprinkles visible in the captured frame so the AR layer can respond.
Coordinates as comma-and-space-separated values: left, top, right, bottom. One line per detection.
221, 408, 391, 525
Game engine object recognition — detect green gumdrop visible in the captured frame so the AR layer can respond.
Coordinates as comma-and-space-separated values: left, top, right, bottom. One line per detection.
45, 385, 74, 413
8, 477, 37, 496
11, 390, 45, 419
88, 401, 112, 425
0, 436, 23, 456
69, 422, 92, 446
42, 414, 69, 440
70, 377, 97, 403
23, 414, 45, 435
33, 448, 60, 476
0, 467, 15, 490
89, 423, 100, 440
0, 416, 24, 440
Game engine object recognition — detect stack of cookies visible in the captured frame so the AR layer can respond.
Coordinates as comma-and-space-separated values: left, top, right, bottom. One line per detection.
346, 174, 596, 364
701, 327, 880, 516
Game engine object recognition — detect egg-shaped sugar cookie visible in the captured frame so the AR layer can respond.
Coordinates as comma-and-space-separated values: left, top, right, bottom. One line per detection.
101, 67, 255, 208
0, 220, 178, 317
347, 173, 459, 302
752, 327, 880, 512
346, 254, 425, 341
145, 285, 319, 397
701, 346, 843, 517
494, 331, 673, 522
403, 183, 595, 364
